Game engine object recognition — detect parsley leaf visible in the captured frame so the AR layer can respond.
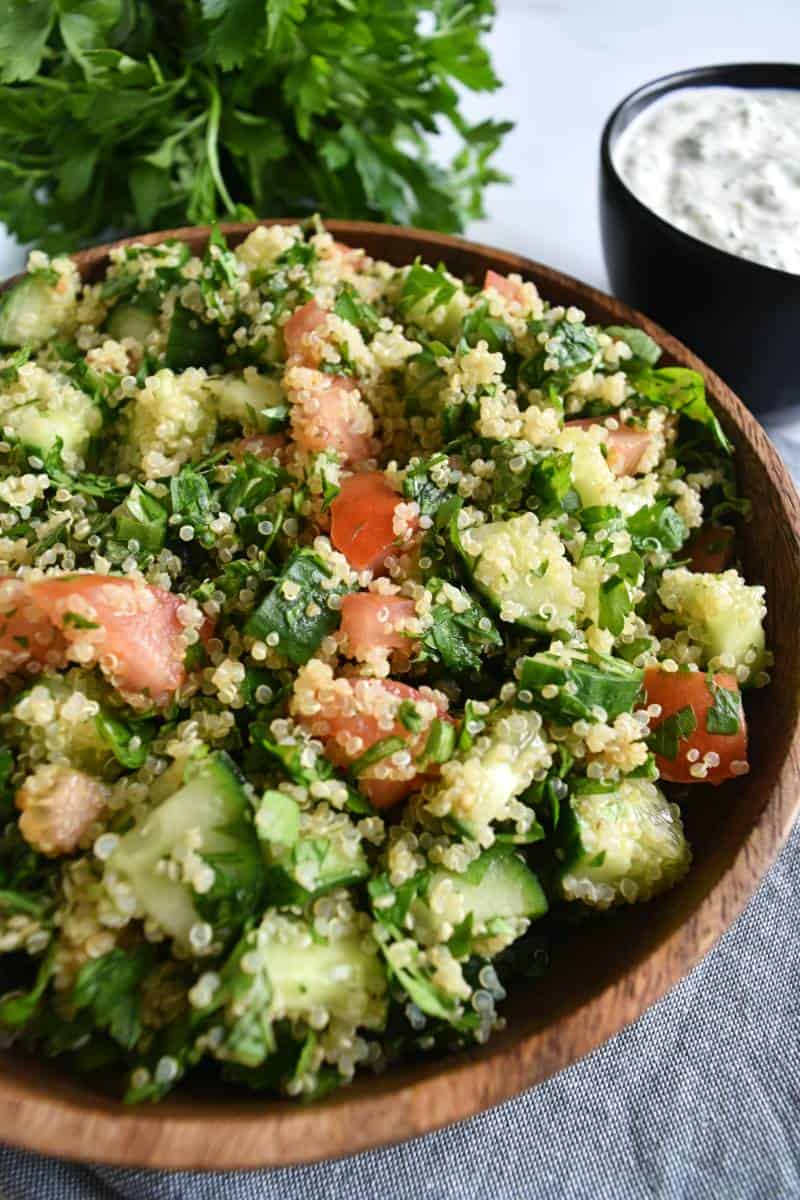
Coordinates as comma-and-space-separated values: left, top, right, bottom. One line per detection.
95, 712, 155, 770
0, 3, 508, 250
244, 549, 349, 665
400, 262, 457, 316
418, 577, 502, 672
460, 301, 514, 355
605, 325, 662, 367
628, 500, 688, 555
0, 946, 55, 1028
71, 946, 152, 1051
705, 677, 741, 735
598, 576, 631, 636
649, 705, 697, 760
518, 651, 644, 724
334, 284, 380, 336
402, 452, 453, 516
631, 366, 731, 453
521, 318, 598, 389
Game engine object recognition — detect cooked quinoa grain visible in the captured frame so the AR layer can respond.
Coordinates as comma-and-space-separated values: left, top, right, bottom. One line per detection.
0, 223, 766, 1104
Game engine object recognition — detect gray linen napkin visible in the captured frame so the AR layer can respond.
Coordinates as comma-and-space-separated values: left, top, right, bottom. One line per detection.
1, 425, 798, 1200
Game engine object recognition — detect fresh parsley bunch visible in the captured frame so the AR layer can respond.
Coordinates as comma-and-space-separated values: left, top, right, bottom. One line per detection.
0, 0, 510, 251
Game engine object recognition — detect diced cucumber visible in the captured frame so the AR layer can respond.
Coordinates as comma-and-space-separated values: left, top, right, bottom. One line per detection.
458, 510, 582, 632
106, 302, 159, 344
423, 708, 551, 848
107, 751, 264, 945
0, 266, 78, 348
573, 554, 605, 627
256, 790, 369, 904
208, 370, 287, 431
255, 789, 300, 847
559, 778, 690, 909
658, 567, 767, 680
556, 425, 622, 509
183, 909, 387, 1078
432, 844, 547, 925
256, 912, 387, 1028
0, 375, 102, 465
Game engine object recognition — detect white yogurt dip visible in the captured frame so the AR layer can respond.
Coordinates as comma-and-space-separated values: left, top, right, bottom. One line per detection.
614, 86, 800, 274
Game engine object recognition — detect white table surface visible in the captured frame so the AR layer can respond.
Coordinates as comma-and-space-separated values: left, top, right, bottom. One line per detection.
0, 0, 797, 293
452, 0, 800, 290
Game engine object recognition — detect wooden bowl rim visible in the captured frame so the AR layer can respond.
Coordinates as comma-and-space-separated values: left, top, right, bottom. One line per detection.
1, 218, 799, 1171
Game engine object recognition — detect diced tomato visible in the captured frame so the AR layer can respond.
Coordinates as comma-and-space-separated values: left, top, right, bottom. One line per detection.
230, 433, 287, 463
330, 472, 416, 573
644, 667, 748, 785
298, 676, 450, 808
364, 778, 419, 809
28, 576, 193, 707
686, 524, 736, 574
330, 241, 365, 268
283, 299, 329, 364
565, 418, 651, 475
0, 578, 66, 679
290, 375, 374, 466
483, 269, 527, 306
340, 593, 417, 660
606, 429, 651, 475
16, 763, 107, 857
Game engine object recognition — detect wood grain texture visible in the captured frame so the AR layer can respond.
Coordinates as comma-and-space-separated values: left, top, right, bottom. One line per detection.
1, 220, 799, 1170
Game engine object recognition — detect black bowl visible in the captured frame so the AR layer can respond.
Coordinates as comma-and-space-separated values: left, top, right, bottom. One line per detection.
600, 63, 800, 416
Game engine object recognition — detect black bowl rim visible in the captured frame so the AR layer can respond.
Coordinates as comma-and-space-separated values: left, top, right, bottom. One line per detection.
600, 61, 800, 284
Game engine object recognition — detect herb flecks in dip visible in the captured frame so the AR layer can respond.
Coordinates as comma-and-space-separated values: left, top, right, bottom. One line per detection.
615, 86, 800, 273
0, 224, 769, 1103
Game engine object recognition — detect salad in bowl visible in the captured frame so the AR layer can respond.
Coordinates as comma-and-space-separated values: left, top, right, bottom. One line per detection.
0, 221, 768, 1104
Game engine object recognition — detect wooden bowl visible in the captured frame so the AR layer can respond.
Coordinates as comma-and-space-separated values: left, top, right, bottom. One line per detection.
1, 221, 799, 1170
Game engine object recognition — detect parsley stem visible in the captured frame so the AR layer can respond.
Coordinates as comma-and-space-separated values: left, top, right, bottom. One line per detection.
204, 74, 236, 216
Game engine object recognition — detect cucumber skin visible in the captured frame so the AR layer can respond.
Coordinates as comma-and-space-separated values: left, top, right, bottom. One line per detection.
106, 302, 159, 343
262, 848, 369, 907
260, 916, 387, 1029
108, 752, 265, 943
557, 779, 691, 909
433, 844, 548, 924
0, 275, 73, 348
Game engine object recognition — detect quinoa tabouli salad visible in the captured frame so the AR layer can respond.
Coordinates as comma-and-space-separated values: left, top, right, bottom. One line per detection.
0, 222, 768, 1103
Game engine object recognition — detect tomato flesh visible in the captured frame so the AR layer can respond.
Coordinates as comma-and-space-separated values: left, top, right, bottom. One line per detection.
29, 575, 193, 706
298, 677, 449, 809
0, 578, 66, 678
483, 269, 526, 305
283, 299, 328, 363
330, 472, 416, 573
565, 418, 651, 475
686, 524, 735, 574
289, 375, 374, 466
644, 667, 748, 785
283, 301, 375, 465
330, 241, 365, 268
340, 593, 417, 659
